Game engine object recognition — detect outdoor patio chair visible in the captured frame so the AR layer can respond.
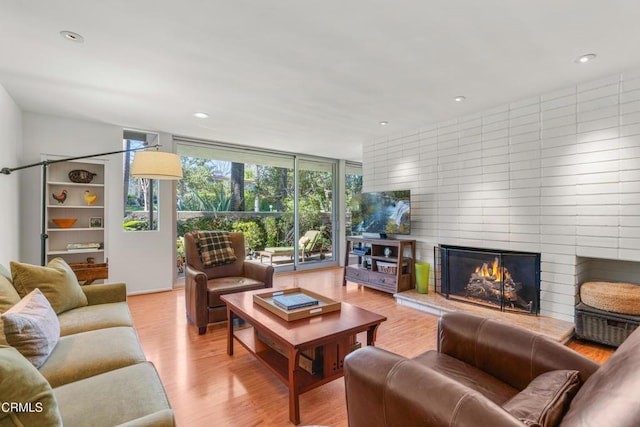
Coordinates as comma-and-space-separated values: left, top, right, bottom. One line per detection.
258, 230, 323, 265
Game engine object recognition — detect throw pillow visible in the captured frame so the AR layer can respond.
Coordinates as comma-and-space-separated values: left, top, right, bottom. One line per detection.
10, 258, 88, 314
195, 231, 237, 267
0, 270, 21, 346
2, 288, 61, 368
503, 369, 581, 427
0, 345, 63, 426
0, 269, 20, 312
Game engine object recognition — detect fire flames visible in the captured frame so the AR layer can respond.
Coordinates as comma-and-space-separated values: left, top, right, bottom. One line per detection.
474, 258, 511, 282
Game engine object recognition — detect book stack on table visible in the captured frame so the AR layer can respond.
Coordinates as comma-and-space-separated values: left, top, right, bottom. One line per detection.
272, 293, 319, 311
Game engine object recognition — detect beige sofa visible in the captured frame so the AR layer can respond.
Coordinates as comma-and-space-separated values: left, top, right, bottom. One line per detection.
1, 263, 174, 427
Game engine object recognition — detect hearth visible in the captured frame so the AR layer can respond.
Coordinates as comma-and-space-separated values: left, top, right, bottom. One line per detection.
438, 245, 540, 315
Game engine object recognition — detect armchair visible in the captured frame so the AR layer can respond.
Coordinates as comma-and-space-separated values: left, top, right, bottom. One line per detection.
184, 231, 274, 334
344, 311, 640, 427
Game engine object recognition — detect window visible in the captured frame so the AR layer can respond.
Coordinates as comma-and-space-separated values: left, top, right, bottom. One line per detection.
123, 131, 159, 231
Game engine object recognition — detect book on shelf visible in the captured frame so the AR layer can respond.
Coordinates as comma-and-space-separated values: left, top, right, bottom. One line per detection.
272, 293, 319, 311
66, 243, 102, 250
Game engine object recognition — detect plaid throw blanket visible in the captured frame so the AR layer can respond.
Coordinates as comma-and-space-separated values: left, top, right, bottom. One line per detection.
195, 231, 237, 268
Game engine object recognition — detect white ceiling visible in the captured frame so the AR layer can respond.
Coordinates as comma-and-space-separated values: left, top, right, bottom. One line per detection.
2, 1, 640, 162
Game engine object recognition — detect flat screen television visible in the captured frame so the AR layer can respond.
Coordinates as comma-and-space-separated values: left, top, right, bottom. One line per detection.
351, 190, 411, 236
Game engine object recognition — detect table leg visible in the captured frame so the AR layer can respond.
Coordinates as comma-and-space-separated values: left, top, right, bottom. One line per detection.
227, 308, 234, 356
366, 323, 381, 346
287, 348, 301, 424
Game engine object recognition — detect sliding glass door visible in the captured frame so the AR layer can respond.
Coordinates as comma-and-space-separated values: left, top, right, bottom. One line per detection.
174, 140, 338, 275
296, 159, 336, 268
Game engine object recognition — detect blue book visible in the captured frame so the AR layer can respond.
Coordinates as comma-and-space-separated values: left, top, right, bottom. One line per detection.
272, 293, 319, 310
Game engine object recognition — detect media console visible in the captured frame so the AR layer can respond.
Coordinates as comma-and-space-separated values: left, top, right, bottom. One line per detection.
344, 236, 416, 294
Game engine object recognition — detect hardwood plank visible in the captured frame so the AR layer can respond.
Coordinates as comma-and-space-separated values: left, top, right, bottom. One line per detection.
127, 267, 614, 426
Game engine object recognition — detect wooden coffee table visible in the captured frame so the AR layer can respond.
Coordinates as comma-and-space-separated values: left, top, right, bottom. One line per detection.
221, 288, 386, 425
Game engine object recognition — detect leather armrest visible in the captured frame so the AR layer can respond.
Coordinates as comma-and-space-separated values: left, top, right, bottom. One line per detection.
81, 282, 127, 305
344, 346, 410, 427
184, 264, 209, 327
438, 312, 599, 390
243, 262, 274, 288
345, 346, 523, 427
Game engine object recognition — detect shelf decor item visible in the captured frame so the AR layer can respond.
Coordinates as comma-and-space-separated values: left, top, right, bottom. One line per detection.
68, 169, 96, 183
52, 218, 77, 228
51, 189, 68, 204
84, 190, 98, 205
377, 261, 398, 274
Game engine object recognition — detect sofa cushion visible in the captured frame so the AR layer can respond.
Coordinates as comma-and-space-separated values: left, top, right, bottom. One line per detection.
207, 277, 266, 307
10, 258, 88, 314
54, 362, 174, 427
39, 326, 147, 387
2, 289, 60, 368
0, 268, 21, 345
0, 346, 63, 426
412, 350, 519, 404
57, 301, 133, 336
503, 370, 581, 427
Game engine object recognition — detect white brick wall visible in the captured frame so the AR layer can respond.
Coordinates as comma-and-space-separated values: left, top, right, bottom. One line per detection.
363, 70, 640, 323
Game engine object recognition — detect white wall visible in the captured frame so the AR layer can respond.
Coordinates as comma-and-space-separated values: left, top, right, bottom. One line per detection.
0, 85, 21, 267
363, 69, 640, 322
20, 113, 175, 294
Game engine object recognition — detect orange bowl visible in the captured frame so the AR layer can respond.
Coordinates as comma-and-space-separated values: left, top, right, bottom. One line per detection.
52, 218, 77, 228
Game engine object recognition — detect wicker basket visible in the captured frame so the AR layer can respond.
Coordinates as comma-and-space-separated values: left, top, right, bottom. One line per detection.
377, 261, 397, 274
68, 169, 97, 183
575, 302, 640, 347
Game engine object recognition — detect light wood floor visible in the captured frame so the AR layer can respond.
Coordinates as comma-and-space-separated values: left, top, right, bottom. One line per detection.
128, 267, 614, 427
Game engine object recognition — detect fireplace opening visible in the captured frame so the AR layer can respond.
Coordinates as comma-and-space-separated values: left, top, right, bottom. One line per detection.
438, 245, 540, 315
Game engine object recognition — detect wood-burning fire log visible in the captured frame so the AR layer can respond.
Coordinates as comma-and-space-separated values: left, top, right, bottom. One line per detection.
464, 259, 534, 313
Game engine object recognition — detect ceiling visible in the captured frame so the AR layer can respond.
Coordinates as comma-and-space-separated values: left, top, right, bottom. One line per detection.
1, 1, 640, 162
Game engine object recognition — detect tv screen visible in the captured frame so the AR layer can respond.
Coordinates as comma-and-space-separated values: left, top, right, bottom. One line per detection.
351, 190, 411, 236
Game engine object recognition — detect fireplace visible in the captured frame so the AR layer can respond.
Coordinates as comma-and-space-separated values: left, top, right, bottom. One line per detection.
438, 245, 540, 315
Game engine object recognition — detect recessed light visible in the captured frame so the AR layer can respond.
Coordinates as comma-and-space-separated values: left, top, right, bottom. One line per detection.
60, 30, 84, 43
575, 53, 596, 64
454, 96, 466, 102
379, 121, 389, 126
193, 112, 209, 119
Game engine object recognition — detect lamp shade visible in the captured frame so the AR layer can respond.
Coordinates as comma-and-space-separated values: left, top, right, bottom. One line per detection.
131, 151, 183, 180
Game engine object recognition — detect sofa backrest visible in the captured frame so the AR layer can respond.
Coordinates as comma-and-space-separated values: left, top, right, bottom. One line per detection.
559, 325, 640, 427
184, 232, 245, 278
437, 312, 599, 390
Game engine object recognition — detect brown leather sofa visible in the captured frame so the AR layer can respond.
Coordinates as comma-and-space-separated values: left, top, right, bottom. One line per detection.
184, 231, 274, 334
344, 311, 640, 427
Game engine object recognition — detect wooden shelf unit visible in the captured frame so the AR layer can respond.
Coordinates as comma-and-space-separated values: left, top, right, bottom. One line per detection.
344, 236, 416, 293
45, 156, 108, 282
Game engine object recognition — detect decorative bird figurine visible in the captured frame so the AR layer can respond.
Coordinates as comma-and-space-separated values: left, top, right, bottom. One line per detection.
52, 189, 68, 204
84, 190, 98, 206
